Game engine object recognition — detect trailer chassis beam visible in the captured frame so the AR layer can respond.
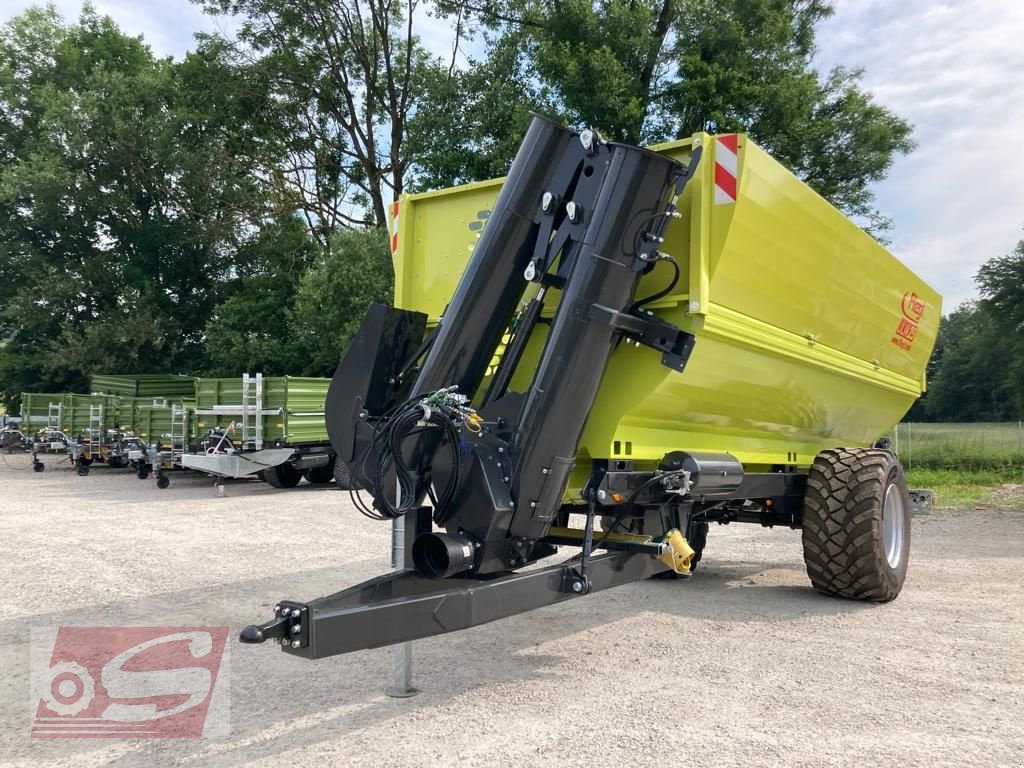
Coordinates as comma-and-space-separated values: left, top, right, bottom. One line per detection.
241, 540, 668, 661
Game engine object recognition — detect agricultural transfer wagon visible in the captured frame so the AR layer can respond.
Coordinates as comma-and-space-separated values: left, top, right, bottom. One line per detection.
236, 115, 941, 659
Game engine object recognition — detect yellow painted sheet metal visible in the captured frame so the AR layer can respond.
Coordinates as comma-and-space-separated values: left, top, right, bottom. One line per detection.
390, 133, 941, 470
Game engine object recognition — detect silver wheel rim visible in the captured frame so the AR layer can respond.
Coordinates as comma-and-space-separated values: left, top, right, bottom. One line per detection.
882, 483, 906, 569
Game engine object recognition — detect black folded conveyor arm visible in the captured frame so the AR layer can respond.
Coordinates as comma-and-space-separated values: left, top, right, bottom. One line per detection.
243, 116, 706, 659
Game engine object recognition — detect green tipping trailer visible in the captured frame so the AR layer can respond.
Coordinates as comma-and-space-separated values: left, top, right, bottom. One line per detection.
20, 391, 143, 473
131, 399, 197, 446
59, 393, 151, 474
61, 393, 125, 440
19, 392, 71, 471
194, 375, 330, 446
158, 374, 335, 490
132, 399, 197, 486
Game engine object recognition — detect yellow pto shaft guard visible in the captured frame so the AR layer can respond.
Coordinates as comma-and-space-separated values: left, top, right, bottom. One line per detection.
655, 529, 695, 574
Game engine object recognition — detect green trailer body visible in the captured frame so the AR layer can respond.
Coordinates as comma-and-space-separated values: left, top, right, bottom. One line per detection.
90, 374, 197, 399
194, 376, 330, 446
131, 400, 197, 446
20, 393, 67, 432
61, 394, 126, 440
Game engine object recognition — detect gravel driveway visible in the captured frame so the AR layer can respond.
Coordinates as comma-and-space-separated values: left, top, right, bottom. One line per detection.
1, 460, 1022, 767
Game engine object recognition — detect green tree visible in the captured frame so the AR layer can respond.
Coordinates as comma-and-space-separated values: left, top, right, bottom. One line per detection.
0, 7, 290, 406
289, 228, 393, 375
914, 235, 1024, 422
423, 0, 912, 232
202, 217, 317, 376
976, 238, 1024, 332
920, 304, 1018, 422
406, 35, 553, 190
195, 0, 441, 237
975, 236, 1024, 417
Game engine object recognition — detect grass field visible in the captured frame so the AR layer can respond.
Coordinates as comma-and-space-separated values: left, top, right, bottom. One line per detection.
894, 422, 1024, 508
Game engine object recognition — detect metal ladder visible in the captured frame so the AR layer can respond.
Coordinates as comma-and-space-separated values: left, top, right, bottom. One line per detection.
240, 373, 264, 450
170, 404, 188, 462
89, 404, 104, 447
47, 403, 62, 430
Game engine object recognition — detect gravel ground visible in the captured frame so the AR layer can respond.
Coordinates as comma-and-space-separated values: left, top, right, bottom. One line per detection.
1, 459, 1023, 768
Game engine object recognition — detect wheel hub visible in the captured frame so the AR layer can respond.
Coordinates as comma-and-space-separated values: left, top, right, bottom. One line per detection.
882, 483, 906, 569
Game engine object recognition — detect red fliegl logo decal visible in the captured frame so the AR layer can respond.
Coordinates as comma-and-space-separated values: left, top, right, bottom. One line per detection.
891, 291, 925, 351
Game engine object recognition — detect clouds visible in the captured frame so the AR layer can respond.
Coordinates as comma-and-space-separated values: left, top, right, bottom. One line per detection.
815, 0, 1024, 311
4, 0, 224, 58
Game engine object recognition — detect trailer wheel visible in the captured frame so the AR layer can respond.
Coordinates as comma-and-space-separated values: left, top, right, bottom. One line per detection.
262, 462, 302, 489
304, 464, 335, 485
802, 448, 911, 602
77, 464, 90, 477
137, 465, 151, 480
687, 521, 708, 569
34, 462, 45, 473
332, 458, 358, 490
651, 522, 707, 580
157, 475, 170, 489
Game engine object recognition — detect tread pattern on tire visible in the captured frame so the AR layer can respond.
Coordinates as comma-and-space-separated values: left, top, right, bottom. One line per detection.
263, 462, 302, 489
801, 448, 909, 602
333, 458, 356, 490
305, 464, 334, 484
688, 521, 708, 569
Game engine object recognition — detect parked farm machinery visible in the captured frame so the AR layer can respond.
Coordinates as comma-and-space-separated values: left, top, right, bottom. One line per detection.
137, 374, 336, 491
241, 115, 940, 661
15, 374, 338, 491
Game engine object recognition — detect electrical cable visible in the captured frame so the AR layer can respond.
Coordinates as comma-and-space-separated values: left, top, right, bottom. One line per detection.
631, 255, 680, 312
348, 388, 471, 525
595, 468, 688, 547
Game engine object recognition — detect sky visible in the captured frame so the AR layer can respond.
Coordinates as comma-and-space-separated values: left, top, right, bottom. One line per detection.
4, 0, 1023, 313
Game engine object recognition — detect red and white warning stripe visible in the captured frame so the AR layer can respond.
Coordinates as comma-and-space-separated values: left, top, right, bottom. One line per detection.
390, 201, 400, 255
714, 134, 738, 206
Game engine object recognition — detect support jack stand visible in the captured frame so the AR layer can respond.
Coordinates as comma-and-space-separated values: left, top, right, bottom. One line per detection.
385, 508, 431, 698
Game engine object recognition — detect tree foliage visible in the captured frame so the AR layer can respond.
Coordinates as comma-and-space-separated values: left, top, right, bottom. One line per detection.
290, 228, 393, 375
195, 0, 440, 238
0, 7, 297, 404
420, 0, 913, 231
911, 237, 1024, 422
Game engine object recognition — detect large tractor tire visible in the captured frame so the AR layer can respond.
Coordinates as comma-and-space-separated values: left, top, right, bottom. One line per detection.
304, 463, 335, 485
261, 462, 303, 489
332, 457, 357, 490
687, 521, 709, 569
802, 448, 911, 602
